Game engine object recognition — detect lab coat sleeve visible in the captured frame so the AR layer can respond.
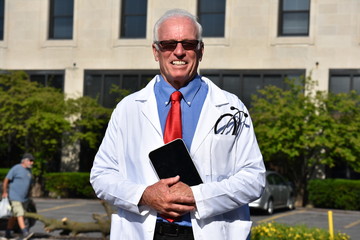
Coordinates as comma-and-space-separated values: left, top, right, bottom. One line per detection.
90, 104, 148, 215
191, 112, 266, 220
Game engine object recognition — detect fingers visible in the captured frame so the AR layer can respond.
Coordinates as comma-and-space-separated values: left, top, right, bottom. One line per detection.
160, 203, 195, 218
161, 175, 180, 187
139, 177, 196, 217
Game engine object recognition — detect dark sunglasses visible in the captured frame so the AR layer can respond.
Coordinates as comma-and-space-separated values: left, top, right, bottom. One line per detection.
155, 40, 201, 51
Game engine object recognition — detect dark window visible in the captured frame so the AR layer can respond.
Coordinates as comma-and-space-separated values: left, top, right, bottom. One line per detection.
0, 0, 4, 40
329, 70, 360, 94
120, 0, 147, 38
201, 70, 305, 107
27, 70, 65, 91
278, 0, 310, 36
84, 70, 156, 108
49, 0, 74, 39
198, 0, 226, 37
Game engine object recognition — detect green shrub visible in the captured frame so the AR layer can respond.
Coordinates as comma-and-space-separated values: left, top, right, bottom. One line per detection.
308, 179, 360, 210
44, 172, 95, 198
252, 222, 350, 240
0, 168, 10, 180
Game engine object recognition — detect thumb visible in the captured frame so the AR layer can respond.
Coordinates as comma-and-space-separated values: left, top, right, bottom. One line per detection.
163, 175, 180, 186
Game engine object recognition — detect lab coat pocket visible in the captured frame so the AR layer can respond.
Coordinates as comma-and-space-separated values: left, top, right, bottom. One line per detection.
209, 134, 236, 180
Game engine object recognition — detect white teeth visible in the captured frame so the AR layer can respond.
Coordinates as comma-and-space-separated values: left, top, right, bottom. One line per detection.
172, 61, 186, 65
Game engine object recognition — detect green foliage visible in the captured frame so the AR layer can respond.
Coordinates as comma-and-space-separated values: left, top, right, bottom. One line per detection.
0, 70, 111, 176
321, 91, 360, 172
252, 222, 350, 240
250, 75, 360, 204
0, 168, 10, 181
65, 96, 112, 149
44, 172, 95, 198
0, 70, 70, 173
308, 179, 360, 210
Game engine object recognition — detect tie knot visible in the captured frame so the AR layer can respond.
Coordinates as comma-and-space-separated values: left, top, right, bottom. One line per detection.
170, 91, 182, 102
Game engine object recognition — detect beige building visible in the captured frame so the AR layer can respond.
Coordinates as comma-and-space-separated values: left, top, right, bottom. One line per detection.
1, 0, 360, 169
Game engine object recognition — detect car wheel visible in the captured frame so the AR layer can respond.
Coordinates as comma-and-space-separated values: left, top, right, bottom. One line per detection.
266, 199, 274, 215
287, 196, 296, 210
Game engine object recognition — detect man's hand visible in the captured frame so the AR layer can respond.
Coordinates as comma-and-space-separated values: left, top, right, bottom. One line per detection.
139, 176, 195, 218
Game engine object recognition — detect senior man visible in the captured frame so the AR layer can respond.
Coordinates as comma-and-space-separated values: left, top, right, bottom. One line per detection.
91, 8, 265, 240
2, 153, 35, 239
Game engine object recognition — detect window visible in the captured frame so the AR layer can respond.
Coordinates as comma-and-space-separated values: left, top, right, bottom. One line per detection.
201, 70, 305, 107
49, 0, 74, 39
0, 0, 4, 40
120, 0, 147, 38
84, 70, 156, 108
27, 70, 65, 91
329, 70, 360, 94
198, 0, 226, 37
278, 0, 310, 36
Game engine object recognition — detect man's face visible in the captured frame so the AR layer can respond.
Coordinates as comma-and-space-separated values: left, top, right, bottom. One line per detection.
152, 17, 204, 89
23, 159, 34, 168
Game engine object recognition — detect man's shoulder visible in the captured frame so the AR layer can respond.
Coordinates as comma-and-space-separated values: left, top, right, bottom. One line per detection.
9, 164, 22, 171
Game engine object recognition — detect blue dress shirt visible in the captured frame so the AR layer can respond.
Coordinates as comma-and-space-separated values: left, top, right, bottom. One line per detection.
154, 74, 208, 226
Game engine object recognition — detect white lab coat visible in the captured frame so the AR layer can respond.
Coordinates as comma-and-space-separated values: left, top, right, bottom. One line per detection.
90, 76, 265, 240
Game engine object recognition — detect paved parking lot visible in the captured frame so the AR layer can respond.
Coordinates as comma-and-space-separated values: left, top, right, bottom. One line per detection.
1, 198, 359, 239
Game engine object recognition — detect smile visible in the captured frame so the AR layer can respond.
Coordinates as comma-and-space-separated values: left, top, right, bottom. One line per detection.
171, 60, 186, 65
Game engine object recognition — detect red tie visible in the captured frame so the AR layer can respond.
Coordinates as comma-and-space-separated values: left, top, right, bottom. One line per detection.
162, 91, 182, 222
164, 91, 182, 143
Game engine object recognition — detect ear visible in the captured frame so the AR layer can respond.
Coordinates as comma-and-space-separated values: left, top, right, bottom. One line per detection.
198, 42, 204, 61
152, 44, 160, 62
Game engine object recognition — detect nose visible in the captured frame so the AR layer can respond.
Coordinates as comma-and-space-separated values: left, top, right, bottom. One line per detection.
173, 42, 186, 56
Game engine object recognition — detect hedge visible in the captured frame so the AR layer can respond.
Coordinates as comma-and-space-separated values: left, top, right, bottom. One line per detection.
308, 179, 360, 210
43, 172, 96, 199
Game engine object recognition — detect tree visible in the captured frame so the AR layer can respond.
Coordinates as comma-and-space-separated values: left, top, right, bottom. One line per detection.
250, 76, 360, 206
0, 71, 70, 171
0, 70, 112, 179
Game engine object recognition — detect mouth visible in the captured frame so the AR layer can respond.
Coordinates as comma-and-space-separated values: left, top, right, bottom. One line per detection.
171, 60, 186, 65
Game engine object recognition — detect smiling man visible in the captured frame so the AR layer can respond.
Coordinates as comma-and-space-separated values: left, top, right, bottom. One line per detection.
91, 9, 265, 240
152, 15, 203, 89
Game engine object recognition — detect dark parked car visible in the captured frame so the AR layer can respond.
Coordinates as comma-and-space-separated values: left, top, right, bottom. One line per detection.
249, 171, 295, 214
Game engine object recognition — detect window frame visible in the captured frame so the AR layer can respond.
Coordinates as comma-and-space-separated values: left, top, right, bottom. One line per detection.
84, 70, 157, 108
197, 0, 226, 38
48, 0, 74, 40
120, 0, 147, 39
27, 70, 65, 92
278, 0, 310, 37
201, 69, 305, 107
329, 69, 360, 94
0, 0, 4, 40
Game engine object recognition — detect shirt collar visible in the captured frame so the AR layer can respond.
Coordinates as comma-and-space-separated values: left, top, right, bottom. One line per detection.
156, 75, 202, 107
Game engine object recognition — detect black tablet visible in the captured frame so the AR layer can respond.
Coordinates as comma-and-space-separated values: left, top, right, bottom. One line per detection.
149, 139, 203, 186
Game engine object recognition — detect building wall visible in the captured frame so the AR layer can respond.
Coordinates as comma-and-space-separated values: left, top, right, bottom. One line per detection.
1, 0, 360, 97
1, 0, 360, 170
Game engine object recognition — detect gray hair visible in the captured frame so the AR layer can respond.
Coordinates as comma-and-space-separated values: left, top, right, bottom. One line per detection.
153, 9, 203, 42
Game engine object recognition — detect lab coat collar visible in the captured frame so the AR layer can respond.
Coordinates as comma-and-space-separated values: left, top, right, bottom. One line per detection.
134, 75, 231, 153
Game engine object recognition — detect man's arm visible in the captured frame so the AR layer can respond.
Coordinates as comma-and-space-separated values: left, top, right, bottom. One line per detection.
139, 176, 196, 218
2, 178, 9, 198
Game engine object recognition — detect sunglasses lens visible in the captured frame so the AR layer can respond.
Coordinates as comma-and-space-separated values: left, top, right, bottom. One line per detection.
159, 41, 178, 51
182, 40, 199, 50
158, 40, 199, 51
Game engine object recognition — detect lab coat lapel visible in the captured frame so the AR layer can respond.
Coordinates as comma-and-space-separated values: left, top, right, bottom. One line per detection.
190, 78, 229, 154
136, 78, 163, 140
